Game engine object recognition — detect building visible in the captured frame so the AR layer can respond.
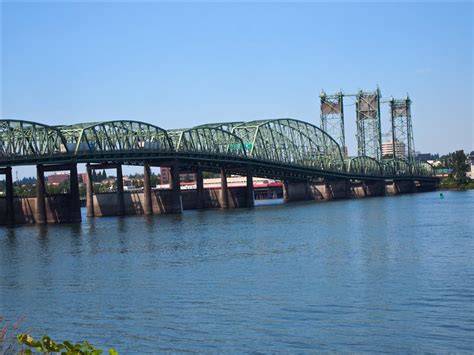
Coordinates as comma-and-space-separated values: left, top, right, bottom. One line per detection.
382, 140, 406, 159
468, 152, 474, 179
47, 173, 70, 185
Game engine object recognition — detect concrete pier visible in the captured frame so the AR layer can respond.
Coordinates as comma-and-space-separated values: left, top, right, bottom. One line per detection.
196, 168, 205, 209
246, 166, 255, 207
3, 167, 15, 226
143, 162, 152, 215
36, 165, 47, 224
86, 164, 94, 217
169, 161, 183, 213
68, 163, 82, 223
220, 168, 229, 209
116, 164, 125, 216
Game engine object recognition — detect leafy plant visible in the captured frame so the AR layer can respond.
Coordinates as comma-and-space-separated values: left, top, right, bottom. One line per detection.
16, 334, 117, 355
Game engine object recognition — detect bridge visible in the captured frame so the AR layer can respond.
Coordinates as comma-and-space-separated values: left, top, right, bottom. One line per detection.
0, 118, 437, 226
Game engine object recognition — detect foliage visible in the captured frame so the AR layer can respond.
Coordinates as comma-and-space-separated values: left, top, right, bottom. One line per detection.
17, 334, 117, 355
440, 175, 474, 190
447, 150, 470, 183
46, 181, 70, 194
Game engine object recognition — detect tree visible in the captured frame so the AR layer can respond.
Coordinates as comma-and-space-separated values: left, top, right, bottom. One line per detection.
448, 150, 469, 183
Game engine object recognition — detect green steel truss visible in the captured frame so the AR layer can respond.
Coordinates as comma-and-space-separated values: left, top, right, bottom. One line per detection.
356, 88, 383, 160
320, 91, 346, 157
232, 118, 345, 172
60, 120, 173, 155
0, 120, 69, 160
346, 156, 382, 176
0, 118, 435, 179
389, 96, 415, 162
174, 127, 247, 157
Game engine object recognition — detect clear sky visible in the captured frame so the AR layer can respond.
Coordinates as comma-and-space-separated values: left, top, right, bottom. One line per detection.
1, 1, 473, 177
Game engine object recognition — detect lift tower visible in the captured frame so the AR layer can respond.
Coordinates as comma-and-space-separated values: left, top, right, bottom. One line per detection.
389, 95, 415, 162
320, 91, 346, 157
356, 88, 382, 160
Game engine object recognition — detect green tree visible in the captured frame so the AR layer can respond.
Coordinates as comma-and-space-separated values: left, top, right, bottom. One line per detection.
448, 150, 469, 183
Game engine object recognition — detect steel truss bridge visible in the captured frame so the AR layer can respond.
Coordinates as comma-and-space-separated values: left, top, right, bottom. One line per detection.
0, 118, 435, 182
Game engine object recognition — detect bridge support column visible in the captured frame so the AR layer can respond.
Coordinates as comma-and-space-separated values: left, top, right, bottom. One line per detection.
169, 161, 182, 213
5, 167, 15, 226
69, 163, 82, 223
116, 164, 125, 216
36, 164, 47, 225
220, 168, 229, 209
246, 166, 254, 208
283, 181, 289, 203
196, 168, 204, 209
362, 180, 385, 197
86, 164, 94, 217
143, 162, 152, 215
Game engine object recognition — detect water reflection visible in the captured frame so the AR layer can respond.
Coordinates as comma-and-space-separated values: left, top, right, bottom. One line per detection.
1, 191, 473, 353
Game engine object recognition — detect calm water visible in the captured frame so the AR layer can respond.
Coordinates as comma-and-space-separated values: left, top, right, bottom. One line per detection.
1, 191, 473, 352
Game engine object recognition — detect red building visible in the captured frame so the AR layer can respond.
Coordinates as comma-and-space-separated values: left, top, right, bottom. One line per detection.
47, 173, 70, 185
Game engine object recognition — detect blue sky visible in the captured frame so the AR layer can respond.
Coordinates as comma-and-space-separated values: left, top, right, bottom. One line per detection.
1, 2, 473, 176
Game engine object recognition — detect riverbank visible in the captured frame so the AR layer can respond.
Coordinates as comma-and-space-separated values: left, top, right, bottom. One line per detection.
439, 176, 474, 190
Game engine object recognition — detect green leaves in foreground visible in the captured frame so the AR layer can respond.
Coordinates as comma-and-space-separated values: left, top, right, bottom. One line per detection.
16, 334, 118, 355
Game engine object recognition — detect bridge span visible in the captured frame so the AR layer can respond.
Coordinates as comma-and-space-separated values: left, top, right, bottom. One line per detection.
0, 118, 438, 226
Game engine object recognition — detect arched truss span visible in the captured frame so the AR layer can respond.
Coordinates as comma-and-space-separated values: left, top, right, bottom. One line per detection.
383, 158, 411, 177
347, 156, 383, 176
0, 119, 68, 159
173, 127, 247, 157
231, 118, 345, 172
60, 120, 173, 154
411, 161, 434, 177
194, 122, 245, 133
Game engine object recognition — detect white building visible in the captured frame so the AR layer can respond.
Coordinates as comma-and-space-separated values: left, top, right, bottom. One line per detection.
382, 140, 406, 159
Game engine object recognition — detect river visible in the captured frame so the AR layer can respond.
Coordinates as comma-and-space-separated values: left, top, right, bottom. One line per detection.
1, 191, 473, 352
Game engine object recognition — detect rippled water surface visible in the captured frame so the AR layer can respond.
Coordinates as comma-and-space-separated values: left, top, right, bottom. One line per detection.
1, 191, 473, 352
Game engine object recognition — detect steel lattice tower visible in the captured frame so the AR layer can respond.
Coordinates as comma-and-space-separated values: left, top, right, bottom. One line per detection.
389, 95, 415, 162
356, 88, 382, 160
320, 91, 346, 157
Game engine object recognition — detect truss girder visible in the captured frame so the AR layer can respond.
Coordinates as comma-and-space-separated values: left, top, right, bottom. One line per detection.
411, 161, 434, 176
382, 158, 411, 177
0, 119, 435, 179
174, 127, 247, 157
0, 120, 68, 159
232, 118, 345, 173
60, 120, 173, 155
347, 156, 383, 176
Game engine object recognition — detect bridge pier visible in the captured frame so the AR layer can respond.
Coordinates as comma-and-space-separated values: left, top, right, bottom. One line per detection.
0, 167, 15, 226
220, 168, 229, 209
168, 161, 183, 213
86, 164, 94, 217
87, 163, 126, 217
69, 163, 82, 223
116, 164, 125, 216
4, 167, 15, 226
196, 167, 205, 209
36, 165, 47, 224
34, 163, 81, 224
416, 180, 438, 192
385, 179, 416, 195
246, 166, 255, 207
363, 180, 385, 197
143, 162, 153, 215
